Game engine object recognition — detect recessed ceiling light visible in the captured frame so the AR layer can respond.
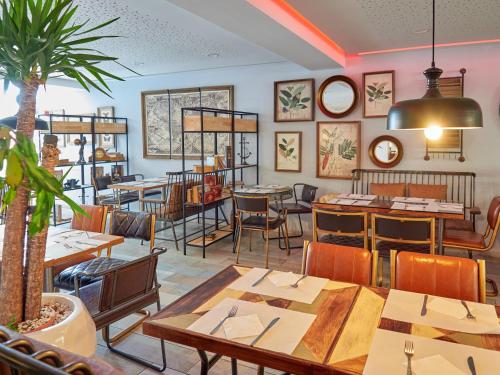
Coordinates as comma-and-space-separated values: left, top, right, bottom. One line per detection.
207, 53, 220, 58
414, 28, 429, 34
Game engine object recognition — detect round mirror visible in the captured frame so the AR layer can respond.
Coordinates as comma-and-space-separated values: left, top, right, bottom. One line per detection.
369, 135, 403, 168
317, 75, 358, 118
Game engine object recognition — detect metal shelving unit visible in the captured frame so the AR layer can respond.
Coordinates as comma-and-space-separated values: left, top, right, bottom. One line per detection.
180, 107, 259, 257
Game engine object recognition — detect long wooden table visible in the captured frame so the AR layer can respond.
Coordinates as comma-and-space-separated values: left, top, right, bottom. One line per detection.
108, 177, 170, 210
143, 265, 500, 375
313, 197, 464, 254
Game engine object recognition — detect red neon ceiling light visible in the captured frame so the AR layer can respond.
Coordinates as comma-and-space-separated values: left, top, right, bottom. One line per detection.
247, 0, 346, 67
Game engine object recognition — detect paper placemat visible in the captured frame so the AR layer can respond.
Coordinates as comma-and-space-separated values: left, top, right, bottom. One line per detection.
228, 268, 328, 304
427, 203, 464, 213
363, 329, 500, 374
392, 197, 437, 203
187, 298, 316, 355
337, 193, 376, 201
382, 289, 500, 334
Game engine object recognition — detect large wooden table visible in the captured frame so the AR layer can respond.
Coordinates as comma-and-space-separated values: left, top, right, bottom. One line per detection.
313, 197, 465, 253
108, 177, 170, 210
144, 265, 500, 375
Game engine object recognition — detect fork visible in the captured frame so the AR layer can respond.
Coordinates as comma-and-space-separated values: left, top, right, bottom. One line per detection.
209, 305, 238, 334
461, 300, 476, 320
290, 275, 307, 288
404, 340, 414, 375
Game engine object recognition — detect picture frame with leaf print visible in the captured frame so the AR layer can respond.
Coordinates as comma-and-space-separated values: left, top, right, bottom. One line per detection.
316, 121, 360, 179
274, 78, 315, 122
363, 70, 395, 118
275, 131, 302, 172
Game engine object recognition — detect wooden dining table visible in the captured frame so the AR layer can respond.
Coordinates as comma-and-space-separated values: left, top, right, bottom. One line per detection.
0, 226, 123, 292
108, 177, 170, 210
313, 195, 465, 254
143, 265, 500, 375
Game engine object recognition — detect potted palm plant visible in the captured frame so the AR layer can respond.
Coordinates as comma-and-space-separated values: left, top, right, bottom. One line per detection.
0, 0, 129, 355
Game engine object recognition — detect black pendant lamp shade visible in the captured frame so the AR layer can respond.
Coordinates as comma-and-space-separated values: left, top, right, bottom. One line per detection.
387, 0, 482, 131
0, 115, 49, 131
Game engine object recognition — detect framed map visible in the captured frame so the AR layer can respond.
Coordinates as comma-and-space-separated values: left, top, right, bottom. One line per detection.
316, 121, 360, 179
141, 86, 233, 159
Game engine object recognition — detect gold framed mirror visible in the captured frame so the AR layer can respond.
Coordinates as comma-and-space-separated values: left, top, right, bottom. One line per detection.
368, 135, 403, 168
317, 75, 358, 118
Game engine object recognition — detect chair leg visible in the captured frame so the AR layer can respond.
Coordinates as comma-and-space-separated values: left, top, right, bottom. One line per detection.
487, 278, 499, 297
170, 219, 180, 251
231, 358, 238, 375
283, 221, 290, 256
236, 226, 243, 264
249, 231, 253, 252
265, 229, 270, 269
102, 309, 150, 344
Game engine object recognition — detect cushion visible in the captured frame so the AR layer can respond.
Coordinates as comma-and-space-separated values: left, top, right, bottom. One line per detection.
445, 219, 474, 232
270, 203, 311, 214
241, 216, 284, 230
370, 183, 405, 197
408, 184, 447, 200
443, 229, 485, 250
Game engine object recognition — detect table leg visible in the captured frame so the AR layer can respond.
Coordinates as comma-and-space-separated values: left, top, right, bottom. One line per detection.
139, 191, 145, 211
197, 350, 222, 375
438, 218, 444, 255
43, 266, 54, 292
161, 186, 166, 201
231, 358, 238, 375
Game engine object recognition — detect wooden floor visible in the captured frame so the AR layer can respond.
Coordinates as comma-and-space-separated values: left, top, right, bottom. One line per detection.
91, 217, 500, 375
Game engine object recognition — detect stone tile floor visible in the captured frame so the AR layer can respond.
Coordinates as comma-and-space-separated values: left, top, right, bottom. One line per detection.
92, 221, 500, 374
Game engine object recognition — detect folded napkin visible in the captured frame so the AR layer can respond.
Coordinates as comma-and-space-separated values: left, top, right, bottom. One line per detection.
223, 314, 263, 339
427, 297, 468, 319
409, 355, 466, 375
267, 272, 302, 287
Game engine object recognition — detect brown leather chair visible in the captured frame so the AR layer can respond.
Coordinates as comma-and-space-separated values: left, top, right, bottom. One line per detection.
407, 183, 447, 200
301, 241, 377, 286
74, 247, 167, 371
390, 251, 486, 303
234, 194, 290, 268
444, 196, 500, 296
370, 183, 405, 198
313, 208, 369, 249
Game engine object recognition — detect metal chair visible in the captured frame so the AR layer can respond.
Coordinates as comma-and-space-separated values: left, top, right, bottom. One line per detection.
92, 175, 138, 209
270, 183, 318, 249
390, 250, 486, 303
234, 194, 290, 268
312, 208, 369, 249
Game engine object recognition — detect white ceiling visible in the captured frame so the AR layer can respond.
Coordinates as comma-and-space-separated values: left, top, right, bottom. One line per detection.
70, 0, 284, 77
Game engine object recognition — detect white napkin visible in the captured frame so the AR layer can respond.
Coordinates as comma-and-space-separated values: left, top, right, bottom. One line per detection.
410, 355, 466, 375
223, 314, 264, 339
336, 199, 356, 205
406, 204, 425, 211
267, 272, 302, 287
427, 297, 468, 320
391, 202, 406, 210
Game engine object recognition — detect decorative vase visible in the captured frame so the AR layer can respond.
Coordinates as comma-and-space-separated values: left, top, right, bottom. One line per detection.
26, 293, 96, 357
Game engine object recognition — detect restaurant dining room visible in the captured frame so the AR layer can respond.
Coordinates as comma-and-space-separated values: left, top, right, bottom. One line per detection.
1, 0, 500, 374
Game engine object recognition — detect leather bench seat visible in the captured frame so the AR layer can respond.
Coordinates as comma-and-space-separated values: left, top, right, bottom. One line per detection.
270, 202, 311, 215
54, 257, 126, 290
445, 218, 474, 232
443, 229, 485, 250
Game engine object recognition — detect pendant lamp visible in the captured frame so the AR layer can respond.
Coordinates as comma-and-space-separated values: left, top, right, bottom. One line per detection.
0, 115, 49, 130
387, 0, 482, 131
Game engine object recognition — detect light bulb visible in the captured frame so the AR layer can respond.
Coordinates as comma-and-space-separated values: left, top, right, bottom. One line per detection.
424, 124, 443, 140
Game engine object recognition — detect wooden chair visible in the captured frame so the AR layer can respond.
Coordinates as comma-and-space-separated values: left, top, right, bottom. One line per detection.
313, 208, 369, 249
234, 194, 290, 269
444, 196, 500, 296
74, 247, 167, 371
390, 250, 486, 303
301, 241, 377, 286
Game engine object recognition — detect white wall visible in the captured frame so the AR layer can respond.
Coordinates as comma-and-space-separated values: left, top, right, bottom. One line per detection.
89, 43, 500, 251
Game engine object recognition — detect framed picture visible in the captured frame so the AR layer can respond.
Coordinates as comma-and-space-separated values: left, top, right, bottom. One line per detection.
274, 78, 315, 122
363, 70, 395, 118
97, 106, 115, 148
275, 131, 302, 172
316, 121, 360, 179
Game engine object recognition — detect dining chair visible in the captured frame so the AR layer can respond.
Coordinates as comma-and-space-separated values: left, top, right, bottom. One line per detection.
443, 196, 500, 296
92, 175, 138, 209
313, 208, 369, 249
301, 241, 377, 286
234, 194, 290, 268
269, 183, 318, 249
390, 250, 486, 303
73, 247, 167, 371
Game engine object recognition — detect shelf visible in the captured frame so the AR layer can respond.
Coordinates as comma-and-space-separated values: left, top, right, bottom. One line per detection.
185, 194, 232, 207
188, 164, 257, 174
183, 115, 257, 133
186, 225, 233, 247
56, 160, 128, 167
51, 121, 126, 134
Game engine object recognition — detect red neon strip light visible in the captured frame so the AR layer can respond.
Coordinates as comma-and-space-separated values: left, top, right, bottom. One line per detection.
247, 0, 346, 67
358, 39, 500, 55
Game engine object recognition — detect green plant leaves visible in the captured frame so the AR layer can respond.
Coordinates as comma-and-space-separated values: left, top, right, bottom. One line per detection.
6, 152, 23, 187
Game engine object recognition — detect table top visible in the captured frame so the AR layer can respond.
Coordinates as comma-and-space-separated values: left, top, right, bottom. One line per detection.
234, 185, 293, 197
143, 265, 500, 375
0, 227, 123, 267
108, 177, 170, 191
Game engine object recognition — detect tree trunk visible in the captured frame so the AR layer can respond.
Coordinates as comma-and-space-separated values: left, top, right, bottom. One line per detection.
0, 79, 39, 324
24, 142, 59, 320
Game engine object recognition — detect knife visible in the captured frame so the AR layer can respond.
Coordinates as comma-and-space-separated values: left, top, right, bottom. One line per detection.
420, 294, 428, 316
252, 269, 273, 287
467, 356, 476, 375
250, 317, 280, 347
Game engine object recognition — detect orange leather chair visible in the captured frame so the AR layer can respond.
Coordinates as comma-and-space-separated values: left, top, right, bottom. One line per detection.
301, 241, 377, 286
52, 205, 108, 276
390, 251, 486, 303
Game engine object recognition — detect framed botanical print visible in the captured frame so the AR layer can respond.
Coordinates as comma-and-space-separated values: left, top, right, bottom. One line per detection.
316, 121, 360, 179
275, 131, 302, 172
363, 70, 395, 118
274, 78, 315, 122
97, 106, 115, 149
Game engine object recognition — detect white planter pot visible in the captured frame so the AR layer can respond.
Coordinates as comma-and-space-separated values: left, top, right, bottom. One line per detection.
26, 293, 97, 357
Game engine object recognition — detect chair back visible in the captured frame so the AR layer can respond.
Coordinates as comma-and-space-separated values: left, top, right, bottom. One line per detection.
312, 208, 368, 248
71, 205, 107, 233
371, 214, 435, 254
294, 183, 318, 204
93, 175, 112, 192
486, 196, 500, 229
407, 183, 447, 200
234, 194, 269, 214
391, 251, 486, 303
370, 182, 405, 197
117, 175, 137, 183
110, 210, 156, 250
301, 241, 377, 286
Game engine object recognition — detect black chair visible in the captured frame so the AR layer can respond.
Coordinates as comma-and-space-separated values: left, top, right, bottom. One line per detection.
313, 208, 369, 249
92, 175, 138, 208
270, 183, 318, 249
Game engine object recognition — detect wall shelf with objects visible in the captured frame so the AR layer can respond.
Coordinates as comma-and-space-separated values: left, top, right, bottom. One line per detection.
38, 113, 129, 226
180, 107, 259, 258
